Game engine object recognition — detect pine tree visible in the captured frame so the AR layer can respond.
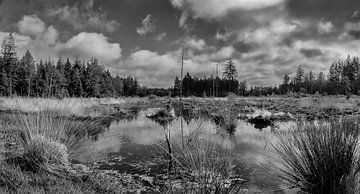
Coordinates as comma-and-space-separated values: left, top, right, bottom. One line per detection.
1, 33, 18, 95
294, 65, 305, 92
69, 68, 83, 97
20, 50, 35, 96
223, 58, 238, 93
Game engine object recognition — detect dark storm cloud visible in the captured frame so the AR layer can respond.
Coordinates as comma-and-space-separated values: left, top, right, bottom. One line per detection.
286, 0, 360, 23
300, 48, 324, 58
233, 41, 257, 54
349, 30, 360, 39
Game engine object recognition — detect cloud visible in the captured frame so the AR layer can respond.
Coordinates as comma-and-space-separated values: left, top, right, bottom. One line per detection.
17, 15, 46, 37
47, 1, 120, 33
58, 32, 121, 62
1, 14, 122, 66
121, 50, 179, 88
17, 15, 59, 46
136, 14, 156, 35
184, 37, 206, 50
155, 32, 166, 41
119, 43, 239, 88
317, 20, 334, 34
300, 48, 324, 58
170, 0, 285, 20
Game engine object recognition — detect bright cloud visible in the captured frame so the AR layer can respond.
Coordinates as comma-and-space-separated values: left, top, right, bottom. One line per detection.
170, 0, 285, 19
318, 20, 334, 34
136, 14, 156, 35
58, 32, 122, 62
17, 15, 46, 37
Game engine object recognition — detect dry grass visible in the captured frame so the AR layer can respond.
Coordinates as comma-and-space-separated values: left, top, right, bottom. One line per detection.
298, 96, 360, 112
0, 97, 127, 117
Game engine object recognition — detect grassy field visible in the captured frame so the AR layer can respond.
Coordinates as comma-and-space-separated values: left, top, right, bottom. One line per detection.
0, 95, 360, 193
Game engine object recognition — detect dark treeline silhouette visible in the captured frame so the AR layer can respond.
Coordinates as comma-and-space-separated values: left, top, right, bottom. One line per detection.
172, 58, 241, 97
172, 55, 360, 97
172, 73, 240, 97
0, 33, 140, 98
280, 55, 360, 96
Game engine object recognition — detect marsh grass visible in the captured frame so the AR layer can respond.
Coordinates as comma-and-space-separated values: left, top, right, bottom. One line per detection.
275, 119, 360, 193
4, 104, 100, 174
0, 97, 127, 117
164, 119, 243, 193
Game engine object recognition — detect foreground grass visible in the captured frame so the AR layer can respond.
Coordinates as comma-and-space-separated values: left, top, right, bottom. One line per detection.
163, 119, 245, 193
0, 107, 139, 193
0, 162, 120, 193
275, 119, 360, 193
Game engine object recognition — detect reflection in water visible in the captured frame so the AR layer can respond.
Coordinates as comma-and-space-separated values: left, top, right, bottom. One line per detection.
74, 108, 296, 191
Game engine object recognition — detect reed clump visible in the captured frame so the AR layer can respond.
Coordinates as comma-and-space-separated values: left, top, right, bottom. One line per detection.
167, 119, 243, 193
275, 119, 360, 194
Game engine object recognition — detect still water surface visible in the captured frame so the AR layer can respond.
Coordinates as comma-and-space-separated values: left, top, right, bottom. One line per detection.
75, 108, 295, 190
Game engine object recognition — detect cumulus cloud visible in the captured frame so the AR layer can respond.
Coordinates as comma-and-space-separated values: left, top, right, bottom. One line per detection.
48, 0, 120, 33
184, 37, 206, 50
136, 14, 156, 35
317, 20, 334, 34
170, 0, 285, 19
17, 15, 46, 37
58, 32, 121, 62
1, 14, 122, 66
17, 15, 59, 45
119, 43, 239, 88
121, 50, 179, 87
155, 32, 166, 41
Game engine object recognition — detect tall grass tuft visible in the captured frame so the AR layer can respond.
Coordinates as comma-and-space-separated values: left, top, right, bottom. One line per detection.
275, 119, 360, 193
8, 109, 94, 173
168, 119, 242, 193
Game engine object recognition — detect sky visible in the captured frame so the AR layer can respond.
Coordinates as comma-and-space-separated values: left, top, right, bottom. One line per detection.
1, 0, 360, 88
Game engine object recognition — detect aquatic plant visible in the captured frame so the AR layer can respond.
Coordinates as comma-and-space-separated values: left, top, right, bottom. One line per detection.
275, 119, 360, 193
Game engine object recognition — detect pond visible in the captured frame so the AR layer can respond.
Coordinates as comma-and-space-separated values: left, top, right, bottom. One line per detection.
74, 108, 296, 191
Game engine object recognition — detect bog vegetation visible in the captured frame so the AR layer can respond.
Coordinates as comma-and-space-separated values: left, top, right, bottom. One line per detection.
2, 32, 360, 193
275, 119, 360, 193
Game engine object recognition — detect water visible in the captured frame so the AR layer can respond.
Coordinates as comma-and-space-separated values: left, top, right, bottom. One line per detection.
74, 108, 296, 191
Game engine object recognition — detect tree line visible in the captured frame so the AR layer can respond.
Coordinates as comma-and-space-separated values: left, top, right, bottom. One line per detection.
172, 55, 360, 97
3, 32, 360, 98
0, 33, 140, 98
280, 55, 360, 96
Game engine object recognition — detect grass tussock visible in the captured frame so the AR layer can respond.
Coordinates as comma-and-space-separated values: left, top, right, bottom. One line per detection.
5, 108, 95, 174
0, 104, 118, 192
275, 119, 360, 193
167, 119, 243, 193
